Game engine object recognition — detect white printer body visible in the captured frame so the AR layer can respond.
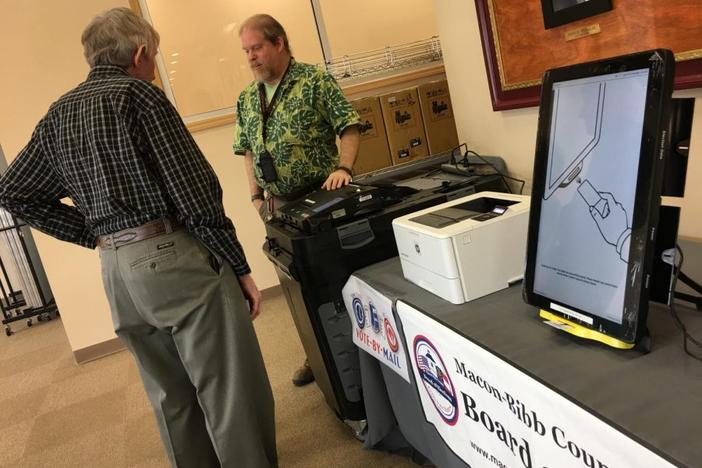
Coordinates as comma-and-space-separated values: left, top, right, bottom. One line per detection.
392, 191, 530, 304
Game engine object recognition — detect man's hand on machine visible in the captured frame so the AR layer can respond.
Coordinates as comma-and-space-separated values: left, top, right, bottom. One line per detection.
322, 166, 353, 190
238, 274, 262, 320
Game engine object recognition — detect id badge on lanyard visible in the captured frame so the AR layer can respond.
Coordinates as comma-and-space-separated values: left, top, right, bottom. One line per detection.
257, 63, 290, 184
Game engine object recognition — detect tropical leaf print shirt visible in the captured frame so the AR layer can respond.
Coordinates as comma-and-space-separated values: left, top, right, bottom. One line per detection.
233, 60, 360, 196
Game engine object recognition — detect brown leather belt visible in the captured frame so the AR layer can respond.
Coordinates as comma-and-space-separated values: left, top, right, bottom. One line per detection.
97, 218, 183, 250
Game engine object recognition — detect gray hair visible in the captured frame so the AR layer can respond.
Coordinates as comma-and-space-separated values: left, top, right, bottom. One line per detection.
81, 7, 160, 68
239, 14, 291, 55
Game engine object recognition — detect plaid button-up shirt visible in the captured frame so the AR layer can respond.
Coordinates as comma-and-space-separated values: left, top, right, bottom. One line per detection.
0, 65, 251, 275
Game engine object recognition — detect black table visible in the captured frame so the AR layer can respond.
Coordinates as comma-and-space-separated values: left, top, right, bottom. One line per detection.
355, 255, 702, 468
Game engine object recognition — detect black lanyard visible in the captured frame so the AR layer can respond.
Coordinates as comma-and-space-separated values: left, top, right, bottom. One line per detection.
257, 61, 292, 145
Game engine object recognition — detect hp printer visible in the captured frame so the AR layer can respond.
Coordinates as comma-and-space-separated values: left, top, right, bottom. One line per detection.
392, 192, 530, 304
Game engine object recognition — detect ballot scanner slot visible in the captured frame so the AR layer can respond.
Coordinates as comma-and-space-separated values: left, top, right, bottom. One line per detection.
337, 219, 375, 250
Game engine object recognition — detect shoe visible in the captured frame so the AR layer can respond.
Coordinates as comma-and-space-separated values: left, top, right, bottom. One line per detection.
292, 359, 315, 387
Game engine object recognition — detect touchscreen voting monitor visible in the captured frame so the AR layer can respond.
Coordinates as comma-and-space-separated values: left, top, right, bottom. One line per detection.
523, 50, 674, 346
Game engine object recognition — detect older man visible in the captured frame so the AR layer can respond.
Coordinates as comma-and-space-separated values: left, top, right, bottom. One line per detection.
0, 8, 276, 468
233, 14, 360, 387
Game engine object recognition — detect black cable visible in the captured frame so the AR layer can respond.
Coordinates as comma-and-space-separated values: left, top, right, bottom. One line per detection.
668, 245, 702, 362
449, 143, 468, 168
464, 150, 526, 195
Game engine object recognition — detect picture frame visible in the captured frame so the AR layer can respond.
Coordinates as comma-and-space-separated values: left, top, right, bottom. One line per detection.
474, 0, 702, 111
541, 0, 612, 29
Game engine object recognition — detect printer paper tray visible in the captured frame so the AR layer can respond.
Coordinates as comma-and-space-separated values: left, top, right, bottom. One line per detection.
399, 257, 465, 304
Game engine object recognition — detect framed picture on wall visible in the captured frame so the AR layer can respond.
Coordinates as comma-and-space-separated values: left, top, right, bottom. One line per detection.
475, 0, 702, 110
541, 0, 613, 29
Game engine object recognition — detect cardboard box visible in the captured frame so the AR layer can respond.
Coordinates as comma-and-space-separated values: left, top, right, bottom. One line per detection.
350, 97, 393, 175
379, 88, 429, 165
418, 80, 459, 155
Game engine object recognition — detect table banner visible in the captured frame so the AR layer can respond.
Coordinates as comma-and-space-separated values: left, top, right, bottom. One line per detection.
396, 300, 675, 468
342, 275, 410, 382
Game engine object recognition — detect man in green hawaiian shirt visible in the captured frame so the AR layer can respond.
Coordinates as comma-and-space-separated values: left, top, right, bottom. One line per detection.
233, 14, 360, 386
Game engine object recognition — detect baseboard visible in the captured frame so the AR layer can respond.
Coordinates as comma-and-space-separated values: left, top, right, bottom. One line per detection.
73, 337, 125, 364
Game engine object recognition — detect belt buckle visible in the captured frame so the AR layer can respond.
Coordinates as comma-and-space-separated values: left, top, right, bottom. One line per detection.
103, 233, 116, 250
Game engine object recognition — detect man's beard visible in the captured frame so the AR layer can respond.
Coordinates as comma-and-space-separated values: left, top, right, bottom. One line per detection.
253, 65, 273, 83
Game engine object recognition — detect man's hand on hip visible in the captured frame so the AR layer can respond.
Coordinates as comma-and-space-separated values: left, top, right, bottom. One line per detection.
238, 274, 262, 319
322, 169, 352, 190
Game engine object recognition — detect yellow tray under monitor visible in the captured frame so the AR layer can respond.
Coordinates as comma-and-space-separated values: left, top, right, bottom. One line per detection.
539, 310, 635, 350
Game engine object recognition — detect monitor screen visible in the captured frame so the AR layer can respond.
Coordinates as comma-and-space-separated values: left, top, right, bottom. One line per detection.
523, 50, 674, 344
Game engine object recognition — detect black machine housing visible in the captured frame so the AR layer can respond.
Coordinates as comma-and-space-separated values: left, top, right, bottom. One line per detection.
264, 155, 507, 421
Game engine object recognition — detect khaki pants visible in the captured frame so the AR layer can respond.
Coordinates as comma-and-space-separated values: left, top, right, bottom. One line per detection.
100, 230, 276, 468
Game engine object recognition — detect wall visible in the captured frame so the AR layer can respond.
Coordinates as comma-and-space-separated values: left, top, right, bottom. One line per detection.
0, 0, 130, 353
0, 0, 444, 357
190, 126, 279, 286
144, 0, 324, 118
431, 0, 702, 240
319, 0, 438, 57
0, 0, 277, 356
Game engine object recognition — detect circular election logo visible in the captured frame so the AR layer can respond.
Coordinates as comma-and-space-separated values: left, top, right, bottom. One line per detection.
384, 318, 399, 353
413, 335, 458, 425
369, 301, 381, 334
352, 297, 365, 329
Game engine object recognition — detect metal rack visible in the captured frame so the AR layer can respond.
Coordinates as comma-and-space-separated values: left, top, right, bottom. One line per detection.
0, 207, 58, 336
321, 36, 443, 82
